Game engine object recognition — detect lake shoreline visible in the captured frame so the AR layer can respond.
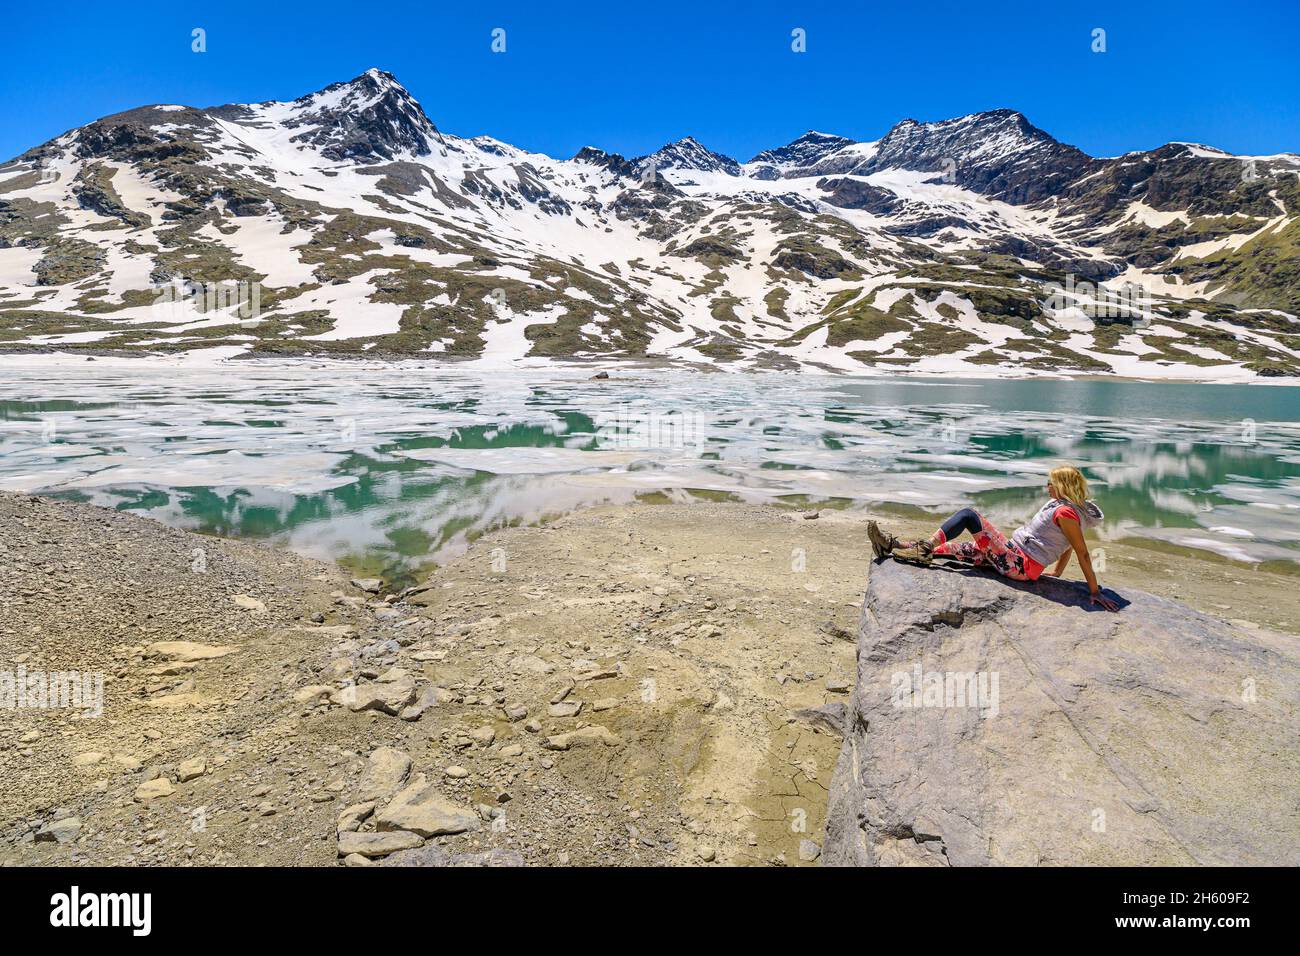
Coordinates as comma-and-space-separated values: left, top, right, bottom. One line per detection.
3, 349, 1299, 385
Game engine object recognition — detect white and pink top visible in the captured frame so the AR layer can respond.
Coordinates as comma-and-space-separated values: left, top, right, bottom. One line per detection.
1012, 498, 1105, 569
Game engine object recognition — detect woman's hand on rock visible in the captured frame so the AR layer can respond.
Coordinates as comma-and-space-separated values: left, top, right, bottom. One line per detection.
1089, 591, 1119, 612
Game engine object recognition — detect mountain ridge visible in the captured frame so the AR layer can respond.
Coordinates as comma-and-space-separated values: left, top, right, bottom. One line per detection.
1, 68, 1297, 378
14, 70, 1296, 189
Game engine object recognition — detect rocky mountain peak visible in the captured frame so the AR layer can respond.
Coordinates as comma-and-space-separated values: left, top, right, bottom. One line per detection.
635, 136, 741, 177
572, 146, 638, 178
279, 68, 440, 164
749, 130, 856, 168
875, 109, 1047, 162
869, 109, 1093, 203
295, 68, 406, 104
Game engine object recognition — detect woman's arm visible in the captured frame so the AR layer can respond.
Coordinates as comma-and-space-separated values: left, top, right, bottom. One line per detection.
1058, 517, 1119, 611
1044, 550, 1072, 577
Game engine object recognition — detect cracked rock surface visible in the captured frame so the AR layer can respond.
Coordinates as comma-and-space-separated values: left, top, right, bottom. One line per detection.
823, 558, 1300, 866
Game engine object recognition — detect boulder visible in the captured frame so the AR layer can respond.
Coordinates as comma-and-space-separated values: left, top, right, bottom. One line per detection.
356, 747, 412, 802
35, 817, 83, 844
334, 677, 416, 715
337, 802, 376, 834
374, 774, 479, 837
145, 641, 235, 662
336, 830, 423, 858
823, 559, 1300, 867
541, 726, 623, 751
292, 684, 335, 705
176, 758, 207, 782
792, 702, 847, 739
133, 778, 175, 802
381, 846, 525, 867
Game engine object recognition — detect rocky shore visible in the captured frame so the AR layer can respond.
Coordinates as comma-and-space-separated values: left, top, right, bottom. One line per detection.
2, 492, 1296, 866
1, 494, 869, 866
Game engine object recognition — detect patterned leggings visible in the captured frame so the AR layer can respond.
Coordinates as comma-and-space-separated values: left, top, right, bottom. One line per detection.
932, 509, 1042, 581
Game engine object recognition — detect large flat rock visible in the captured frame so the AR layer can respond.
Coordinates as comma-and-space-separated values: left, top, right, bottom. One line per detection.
373, 775, 479, 838
823, 559, 1299, 866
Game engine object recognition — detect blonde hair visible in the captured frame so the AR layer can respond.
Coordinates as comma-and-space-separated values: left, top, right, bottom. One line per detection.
1049, 465, 1089, 506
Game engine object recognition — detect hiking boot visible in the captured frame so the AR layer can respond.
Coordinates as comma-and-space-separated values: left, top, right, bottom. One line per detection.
867, 521, 899, 560
890, 540, 934, 566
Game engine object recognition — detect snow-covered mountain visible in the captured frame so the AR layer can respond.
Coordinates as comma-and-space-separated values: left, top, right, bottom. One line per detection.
749, 131, 856, 171
635, 137, 742, 178
1, 68, 1298, 378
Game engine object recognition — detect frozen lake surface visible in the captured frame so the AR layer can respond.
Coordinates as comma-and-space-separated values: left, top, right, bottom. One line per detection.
2, 360, 1297, 581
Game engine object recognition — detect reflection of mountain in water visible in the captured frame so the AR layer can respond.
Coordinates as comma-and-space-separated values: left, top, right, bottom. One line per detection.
970, 433, 1300, 525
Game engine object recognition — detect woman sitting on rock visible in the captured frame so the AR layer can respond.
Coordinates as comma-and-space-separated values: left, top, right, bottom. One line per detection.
868, 465, 1120, 612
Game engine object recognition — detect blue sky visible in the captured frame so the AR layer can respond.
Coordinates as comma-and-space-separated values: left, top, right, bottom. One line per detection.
2, 0, 1297, 163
